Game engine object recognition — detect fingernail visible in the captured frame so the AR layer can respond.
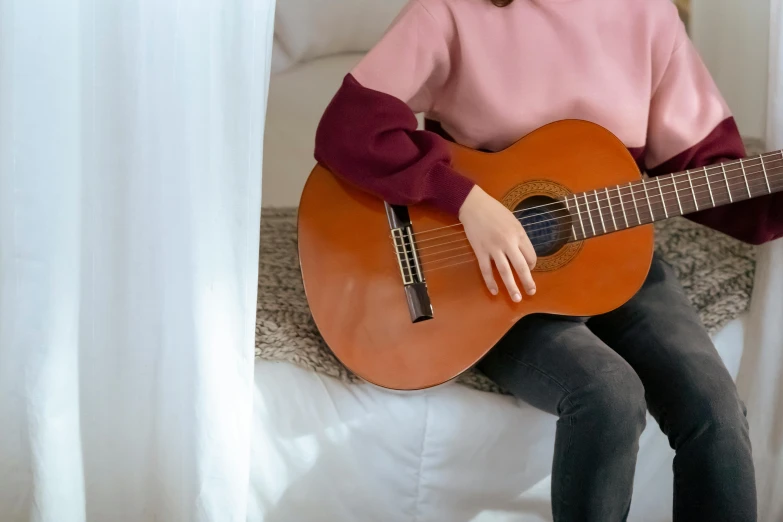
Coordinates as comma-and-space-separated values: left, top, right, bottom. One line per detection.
490, 287, 498, 296
513, 293, 521, 302
529, 287, 536, 295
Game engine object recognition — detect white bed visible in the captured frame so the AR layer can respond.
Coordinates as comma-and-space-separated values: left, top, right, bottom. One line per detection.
250, 324, 747, 522
249, 52, 770, 522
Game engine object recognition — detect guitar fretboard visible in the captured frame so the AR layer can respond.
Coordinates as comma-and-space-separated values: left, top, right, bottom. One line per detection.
565, 150, 783, 241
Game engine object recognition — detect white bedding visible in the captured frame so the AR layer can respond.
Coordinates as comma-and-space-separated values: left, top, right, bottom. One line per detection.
249, 318, 747, 522
271, 0, 404, 74
252, 54, 783, 521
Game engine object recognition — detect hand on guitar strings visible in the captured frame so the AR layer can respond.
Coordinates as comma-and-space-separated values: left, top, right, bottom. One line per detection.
458, 185, 537, 302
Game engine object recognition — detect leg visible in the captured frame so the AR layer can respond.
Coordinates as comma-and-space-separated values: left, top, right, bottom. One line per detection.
588, 254, 757, 522
477, 314, 647, 522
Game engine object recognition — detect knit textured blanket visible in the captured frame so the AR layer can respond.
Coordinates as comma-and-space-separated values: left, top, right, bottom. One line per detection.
255, 207, 756, 394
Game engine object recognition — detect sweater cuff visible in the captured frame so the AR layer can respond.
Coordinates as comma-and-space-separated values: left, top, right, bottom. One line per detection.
427, 162, 475, 216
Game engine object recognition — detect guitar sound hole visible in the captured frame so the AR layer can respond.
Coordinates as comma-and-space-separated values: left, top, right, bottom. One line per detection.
514, 195, 571, 257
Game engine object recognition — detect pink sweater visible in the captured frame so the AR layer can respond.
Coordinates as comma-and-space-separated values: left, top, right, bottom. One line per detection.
315, 0, 783, 245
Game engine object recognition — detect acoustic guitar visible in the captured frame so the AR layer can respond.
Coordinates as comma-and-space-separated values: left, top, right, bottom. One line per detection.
297, 119, 781, 391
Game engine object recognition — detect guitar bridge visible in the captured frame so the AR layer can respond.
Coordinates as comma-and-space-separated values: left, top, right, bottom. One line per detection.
386, 203, 433, 323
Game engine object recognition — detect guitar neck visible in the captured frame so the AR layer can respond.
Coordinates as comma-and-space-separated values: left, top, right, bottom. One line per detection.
565, 150, 783, 241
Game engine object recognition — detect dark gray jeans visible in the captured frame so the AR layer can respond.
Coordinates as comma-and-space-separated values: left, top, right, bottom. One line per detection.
477, 253, 757, 522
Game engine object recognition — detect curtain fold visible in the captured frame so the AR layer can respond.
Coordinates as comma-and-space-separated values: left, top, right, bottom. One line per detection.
0, 1, 275, 521
736, 2, 783, 518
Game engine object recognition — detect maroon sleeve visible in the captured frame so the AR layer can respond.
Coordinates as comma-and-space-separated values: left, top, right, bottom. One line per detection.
313, 74, 475, 216
647, 117, 783, 245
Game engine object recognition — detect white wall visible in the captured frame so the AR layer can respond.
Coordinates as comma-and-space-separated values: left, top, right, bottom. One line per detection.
691, 0, 770, 141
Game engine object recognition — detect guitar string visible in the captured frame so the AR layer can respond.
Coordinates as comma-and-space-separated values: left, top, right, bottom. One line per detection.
411, 157, 783, 247
406, 174, 782, 272
411, 152, 783, 239
413, 165, 765, 257
410, 167, 783, 261
411, 164, 778, 247
409, 162, 783, 254
419, 175, 775, 267
414, 185, 776, 271
421, 182, 751, 274
409, 154, 783, 243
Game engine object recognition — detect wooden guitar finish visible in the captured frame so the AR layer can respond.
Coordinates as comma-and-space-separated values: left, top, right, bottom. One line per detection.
298, 120, 783, 390
298, 120, 654, 390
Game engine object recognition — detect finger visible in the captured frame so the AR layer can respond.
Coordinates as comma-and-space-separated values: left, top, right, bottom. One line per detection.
518, 230, 538, 270
508, 247, 536, 296
493, 252, 522, 302
477, 253, 498, 296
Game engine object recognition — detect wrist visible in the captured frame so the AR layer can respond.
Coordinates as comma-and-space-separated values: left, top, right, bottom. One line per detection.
458, 185, 483, 220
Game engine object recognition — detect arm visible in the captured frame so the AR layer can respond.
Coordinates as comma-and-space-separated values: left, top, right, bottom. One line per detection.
314, 74, 475, 216
313, 0, 536, 300
645, 19, 783, 245
313, 0, 474, 216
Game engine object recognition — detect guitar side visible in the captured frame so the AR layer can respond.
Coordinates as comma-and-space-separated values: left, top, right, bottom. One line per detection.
298, 120, 654, 391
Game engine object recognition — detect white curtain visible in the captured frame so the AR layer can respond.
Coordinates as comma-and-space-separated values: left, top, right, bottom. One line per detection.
0, 1, 275, 521
736, 1, 783, 519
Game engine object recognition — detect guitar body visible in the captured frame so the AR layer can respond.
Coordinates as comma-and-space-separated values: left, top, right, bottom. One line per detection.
298, 120, 654, 391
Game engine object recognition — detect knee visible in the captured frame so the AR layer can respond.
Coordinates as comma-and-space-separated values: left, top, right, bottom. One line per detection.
672, 376, 748, 445
566, 368, 647, 441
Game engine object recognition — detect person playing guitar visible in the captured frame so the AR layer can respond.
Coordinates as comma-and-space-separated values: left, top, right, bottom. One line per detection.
312, 0, 783, 520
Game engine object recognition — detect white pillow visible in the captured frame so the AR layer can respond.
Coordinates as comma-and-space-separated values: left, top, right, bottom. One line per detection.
271, 36, 293, 74
273, 0, 407, 72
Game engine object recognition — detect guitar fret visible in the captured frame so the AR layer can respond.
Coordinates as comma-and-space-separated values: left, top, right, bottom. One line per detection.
779, 151, 783, 191
594, 190, 606, 233
760, 155, 772, 194
555, 150, 783, 244
419, 147, 783, 277
656, 177, 668, 218
672, 176, 683, 215
740, 159, 752, 198
705, 167, 716, 207
583, 193, 596, 236
564, 196, 579, 240
722, 164, 733, 202
618, 185, 629, 228
605, 187, 617, 231
779, 151, 783, 184
687, 170, 699, 211
572, 195, 587, 239
630, 181, 641, 225
642, 180, 653, 222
